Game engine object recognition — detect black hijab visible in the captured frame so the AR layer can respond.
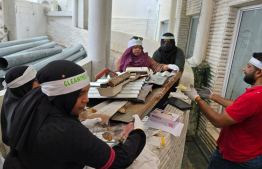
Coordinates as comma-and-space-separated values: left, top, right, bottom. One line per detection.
8, 60, 86, 152
158, 32, 178, 64
1, 66, 35, 144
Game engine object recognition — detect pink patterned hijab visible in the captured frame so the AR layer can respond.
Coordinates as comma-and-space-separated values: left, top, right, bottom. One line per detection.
120, 46, 150, 72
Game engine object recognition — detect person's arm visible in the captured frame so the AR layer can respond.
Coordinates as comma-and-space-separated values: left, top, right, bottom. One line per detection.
211, 94, 234, 108
65, 116, 146, 169
196, 86, 234, 108
110, 129, 146, 168
110, 114, 146, 168
195, 97, 237, 128
183, 86, 237, 128
147, 56, 168, 72
152, 50, 161, 63
175, 48, 185, 72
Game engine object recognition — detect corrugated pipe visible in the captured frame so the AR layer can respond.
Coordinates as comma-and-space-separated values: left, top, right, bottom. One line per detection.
0, 39, 50, 57
0, 48, 62, 69
0, 36, 48, 48
33, 44, 83, 71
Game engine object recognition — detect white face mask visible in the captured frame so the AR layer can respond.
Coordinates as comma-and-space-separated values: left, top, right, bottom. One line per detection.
2, 65, 37, 89
41, 71, 90, 96
249, 57, 262, 69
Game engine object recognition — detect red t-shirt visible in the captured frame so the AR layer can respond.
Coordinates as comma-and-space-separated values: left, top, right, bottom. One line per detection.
217, 86, 262, 162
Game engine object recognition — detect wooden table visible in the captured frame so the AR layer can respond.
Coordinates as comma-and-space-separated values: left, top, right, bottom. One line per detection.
111, 72, 181, 122
85, 72, 188, 169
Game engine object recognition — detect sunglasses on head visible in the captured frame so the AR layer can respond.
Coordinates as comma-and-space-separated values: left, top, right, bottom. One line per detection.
132, 36, 143, 41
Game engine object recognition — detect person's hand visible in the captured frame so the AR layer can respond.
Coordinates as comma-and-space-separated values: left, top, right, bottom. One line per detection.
132, 114, 144, 130
82, 118, 107, 133
105, 71, 118, 79
196, 86, 213, 100
168, 64, 179, 72
82, 118, 102, 128
182, 85, 200, 101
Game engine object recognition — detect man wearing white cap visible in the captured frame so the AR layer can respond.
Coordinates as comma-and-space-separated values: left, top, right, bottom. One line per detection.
183, 53, 262, 169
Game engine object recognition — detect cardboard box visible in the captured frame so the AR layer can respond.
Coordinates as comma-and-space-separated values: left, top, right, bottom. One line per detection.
149, 108, 180, 128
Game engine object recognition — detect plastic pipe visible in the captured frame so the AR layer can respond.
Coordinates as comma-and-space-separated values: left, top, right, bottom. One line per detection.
65, 50, 86, 62
73, 56, 85, 63
0, 48, 62, 69
0, 36, 48, 48
0, 40, 50, 57
16, 42, 57, 53
33, 44, 83, 71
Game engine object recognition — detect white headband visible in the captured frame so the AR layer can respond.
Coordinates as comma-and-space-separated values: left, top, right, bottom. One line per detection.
128, 39, 142, 48
41, 71, 90, 96
2, 65, 36, 89
161, 36, 174, 39
249, 57, 262, 69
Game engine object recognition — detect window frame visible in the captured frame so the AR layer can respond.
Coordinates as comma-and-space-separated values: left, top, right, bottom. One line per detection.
220, 4, 262, 113
186, 15, 199, 59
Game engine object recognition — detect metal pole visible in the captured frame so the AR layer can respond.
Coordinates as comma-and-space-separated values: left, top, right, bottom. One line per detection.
105, 0, 112, 68
88, 0, 110, 80
72, 0, 78, 27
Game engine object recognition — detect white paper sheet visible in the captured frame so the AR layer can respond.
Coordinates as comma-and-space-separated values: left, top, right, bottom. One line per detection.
145, 119, 184, 137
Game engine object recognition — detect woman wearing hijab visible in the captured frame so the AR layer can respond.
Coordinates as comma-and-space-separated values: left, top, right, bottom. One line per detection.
4, 60, 146, 169
152, 32, 185, 72
1, 65, 39, 145
115, 36, 180, 73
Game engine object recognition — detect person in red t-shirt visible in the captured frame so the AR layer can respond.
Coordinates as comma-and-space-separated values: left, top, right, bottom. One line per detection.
183, 52, 262, 169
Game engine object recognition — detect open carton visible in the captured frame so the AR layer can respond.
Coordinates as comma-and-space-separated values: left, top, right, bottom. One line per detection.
149, 108, 180, 128
97, 74, 140, 96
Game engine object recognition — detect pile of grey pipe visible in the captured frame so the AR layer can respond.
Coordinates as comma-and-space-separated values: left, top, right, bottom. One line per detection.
0, 36, 87, 90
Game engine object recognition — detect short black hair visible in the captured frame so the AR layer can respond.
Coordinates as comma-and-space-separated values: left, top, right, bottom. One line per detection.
253, 53, 262, 62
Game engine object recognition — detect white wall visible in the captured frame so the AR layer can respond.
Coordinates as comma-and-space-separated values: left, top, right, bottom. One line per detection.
21, 0, 73, 11
57, 0, 72, 11
0, 10, 7, 42
112, 0, 157, 19
16, 1, 47, 39
111, 0, 158, 39
47, 15, 72, 27
155, 0, 172, 41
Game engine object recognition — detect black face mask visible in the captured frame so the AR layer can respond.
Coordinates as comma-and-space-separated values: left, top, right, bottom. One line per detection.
161, 42, 173, 52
